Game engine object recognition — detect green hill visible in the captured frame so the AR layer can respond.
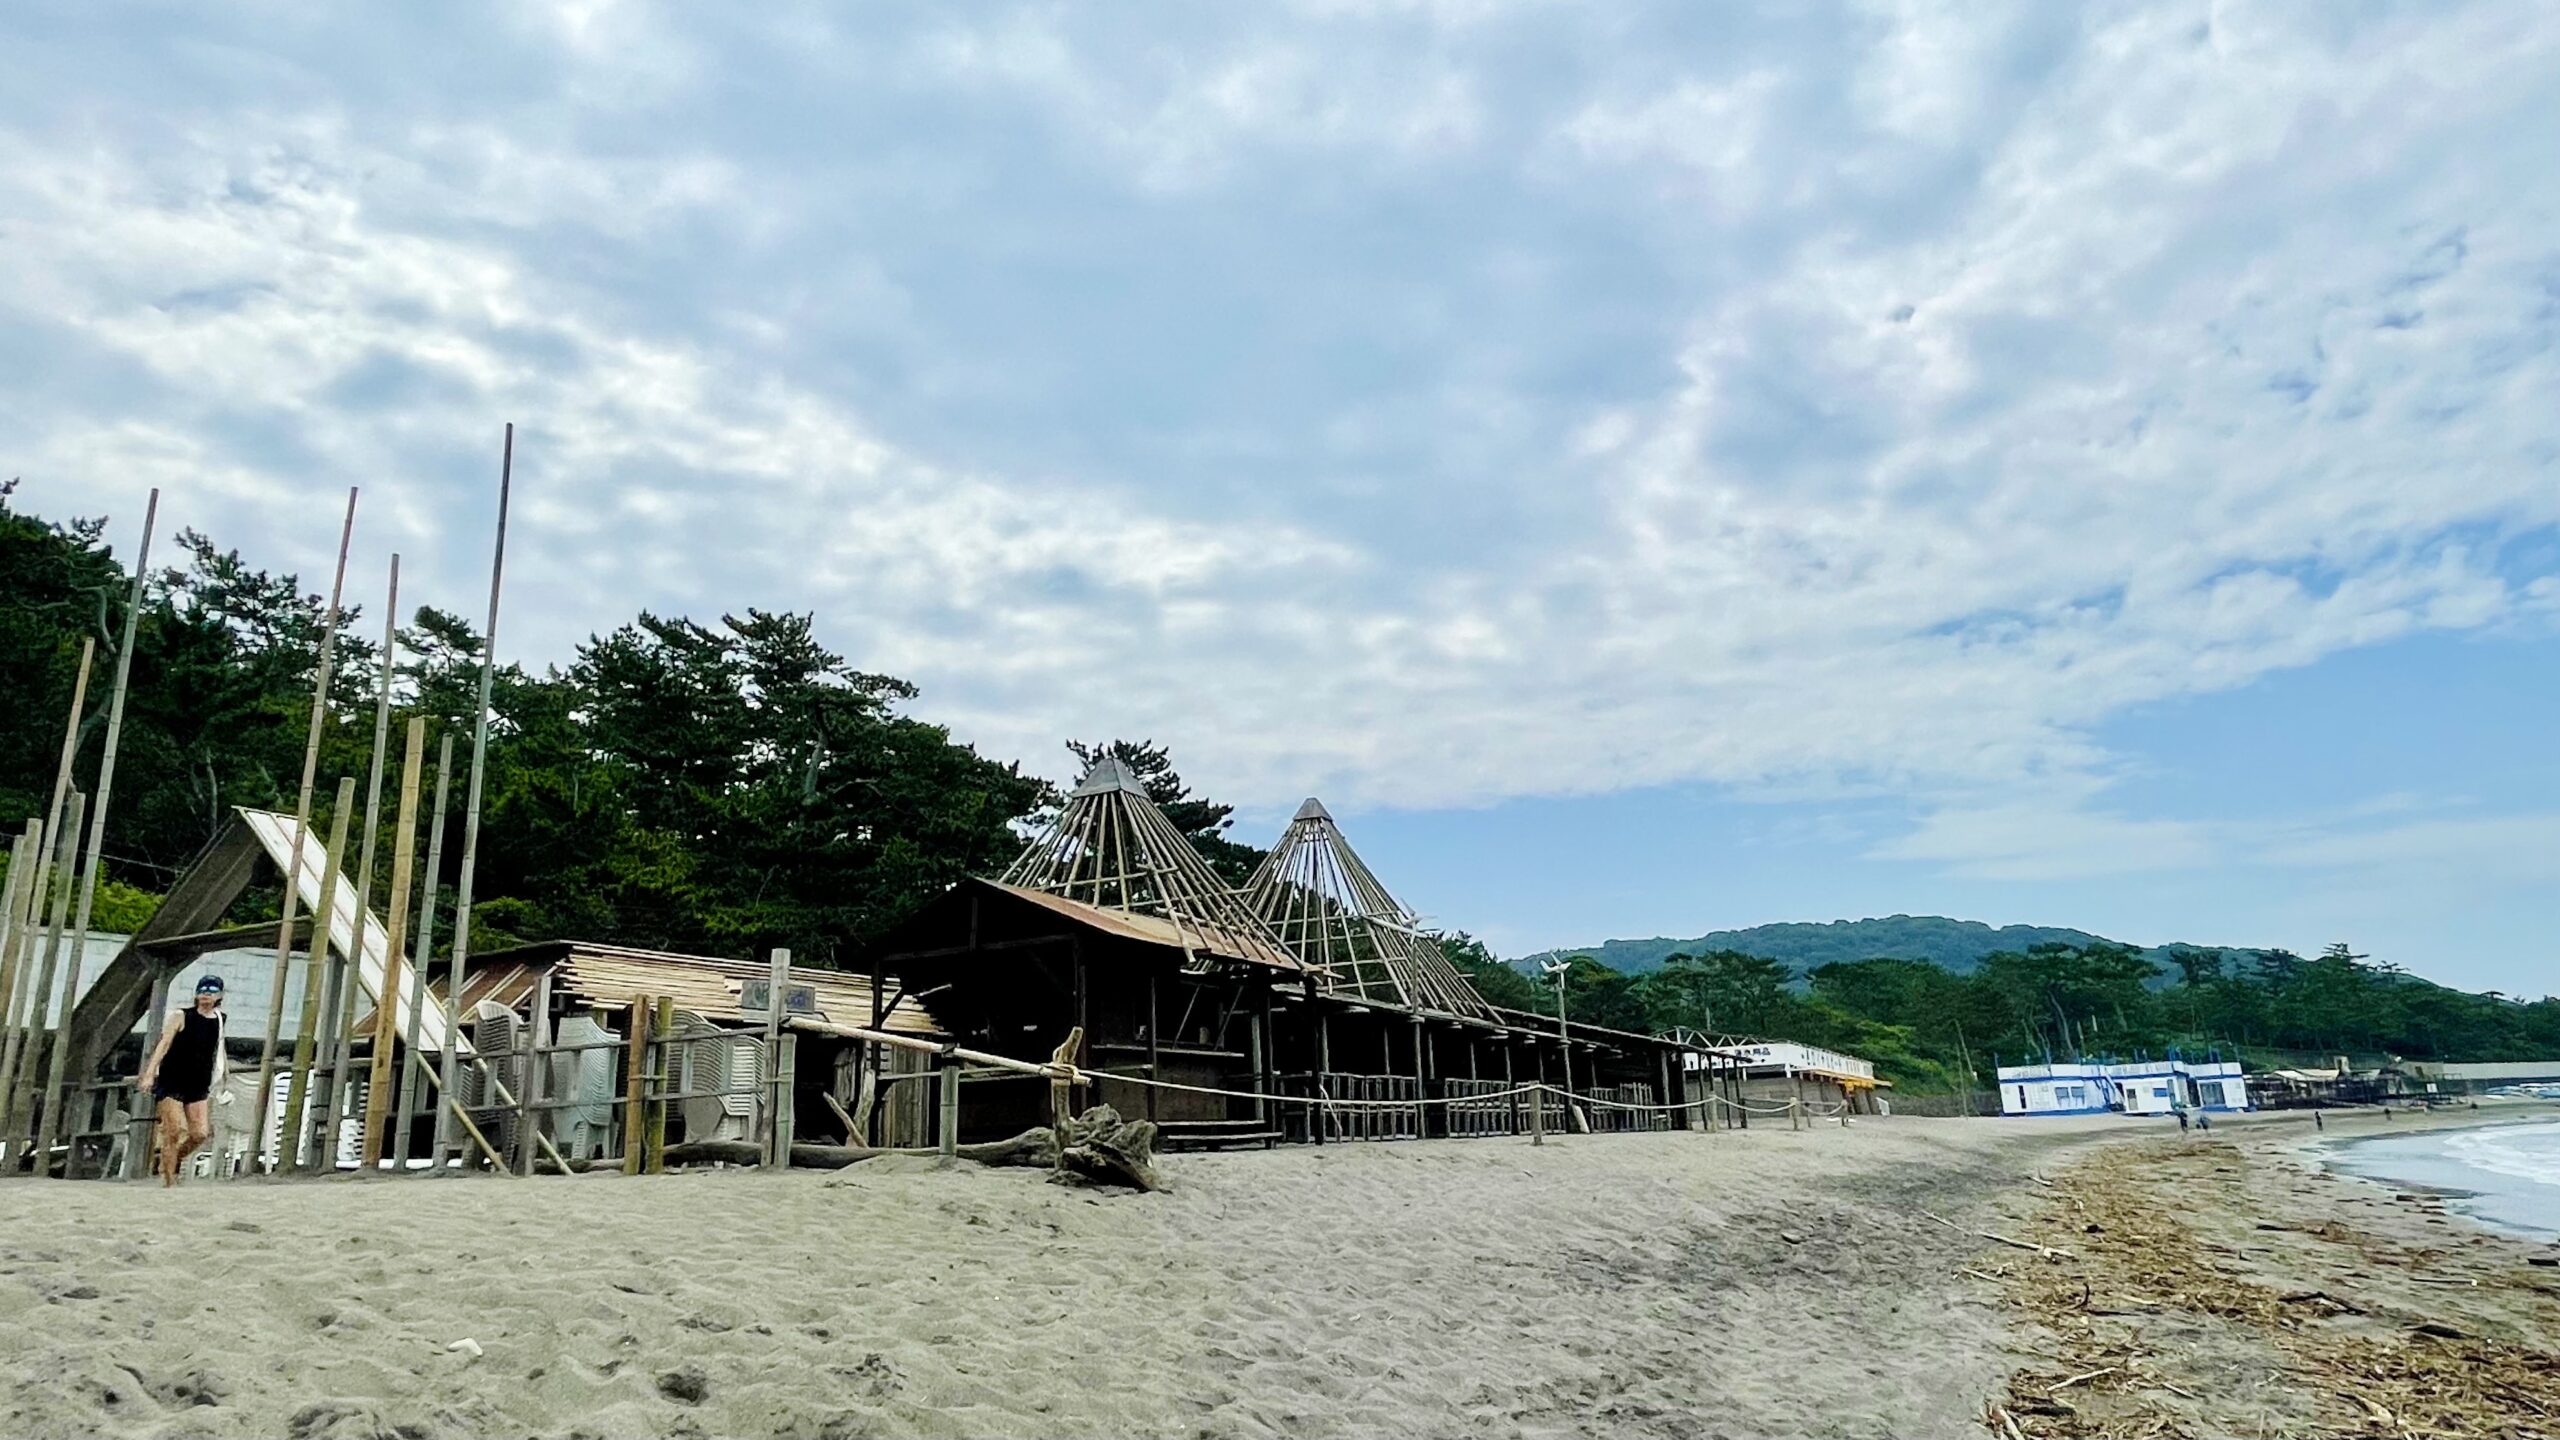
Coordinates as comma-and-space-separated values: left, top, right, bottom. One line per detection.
1521, 915, 2264, 981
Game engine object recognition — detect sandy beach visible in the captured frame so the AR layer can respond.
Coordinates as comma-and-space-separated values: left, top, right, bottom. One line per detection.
3, 1109, 2556, 1439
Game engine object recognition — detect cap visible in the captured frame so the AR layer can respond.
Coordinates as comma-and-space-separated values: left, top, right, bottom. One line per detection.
195, 975, 226, 996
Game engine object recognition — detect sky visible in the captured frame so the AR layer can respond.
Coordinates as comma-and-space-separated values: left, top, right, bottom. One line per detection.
4, 2, 2557, 993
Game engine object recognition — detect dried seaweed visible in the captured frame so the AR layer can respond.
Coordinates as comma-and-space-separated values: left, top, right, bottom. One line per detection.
1973, 1138, 2560, 1438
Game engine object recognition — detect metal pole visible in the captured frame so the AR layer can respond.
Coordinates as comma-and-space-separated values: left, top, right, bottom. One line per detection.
316, 554, 399, 1145
440, 425, 512, 1158
251, 488, 358, 1167
401, 732, 451, 1164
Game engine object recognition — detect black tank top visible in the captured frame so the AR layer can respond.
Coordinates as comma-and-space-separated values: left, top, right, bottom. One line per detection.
163, 1007, 220, 1087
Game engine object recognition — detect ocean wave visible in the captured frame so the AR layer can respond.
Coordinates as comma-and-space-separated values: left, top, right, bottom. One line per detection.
2444, 1121, 2560, 1188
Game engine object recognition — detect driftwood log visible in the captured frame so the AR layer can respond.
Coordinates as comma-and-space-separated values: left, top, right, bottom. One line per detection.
651, 1105, 1163, 1191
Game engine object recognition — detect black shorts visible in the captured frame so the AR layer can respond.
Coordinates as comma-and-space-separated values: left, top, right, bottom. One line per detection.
154, 1078, 213, 1107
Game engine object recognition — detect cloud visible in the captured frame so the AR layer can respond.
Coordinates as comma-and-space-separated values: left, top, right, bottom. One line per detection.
3, 0, 2557, 864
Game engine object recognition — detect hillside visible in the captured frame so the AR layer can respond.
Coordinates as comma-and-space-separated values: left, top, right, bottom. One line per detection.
1522, 915, 2263, 980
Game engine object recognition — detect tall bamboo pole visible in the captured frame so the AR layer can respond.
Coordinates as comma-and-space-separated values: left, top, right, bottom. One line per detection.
439, 425, 511, 1158
360, 716, 425, 1166
35, 491, 158, 1164
393, 731, 451, 1165
278, 777, 356, 1172
0, 637, 94, 1162
8, 793, 82, 1166
314, 555, 399, 1141
0, 826, 38, 1145
250, 488, 357, 1172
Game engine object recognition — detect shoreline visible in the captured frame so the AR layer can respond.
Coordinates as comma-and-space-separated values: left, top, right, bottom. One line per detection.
1979, 1103, 2560, 1437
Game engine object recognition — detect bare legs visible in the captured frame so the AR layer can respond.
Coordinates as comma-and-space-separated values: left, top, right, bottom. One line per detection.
154, 1098, 212, 1186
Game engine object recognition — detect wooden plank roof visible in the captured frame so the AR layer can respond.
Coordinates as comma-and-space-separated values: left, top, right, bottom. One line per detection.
987, 882, 1303, 973
360, 940, 943, 1037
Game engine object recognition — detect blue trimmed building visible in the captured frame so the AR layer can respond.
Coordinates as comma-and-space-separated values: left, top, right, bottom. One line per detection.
1996, 1054, 2252, 1116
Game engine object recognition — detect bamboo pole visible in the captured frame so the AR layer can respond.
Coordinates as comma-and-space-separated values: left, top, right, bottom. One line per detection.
439, 425, 511, 1158
0, 634, 94, 1164
7, 793, 82, 1167
392, 731, 451, 1164
360, 716, 425, 1166
40, 490, 157, 1167
763, 947, 789, 1164
250, 488, 358, 1170
277, 776, 357, 1172
316, 554, 399, 1141
646, 996, 672, 1173
516, 962, 550, 1177
620, 994, 649, 1176
0, 825, 38, 1132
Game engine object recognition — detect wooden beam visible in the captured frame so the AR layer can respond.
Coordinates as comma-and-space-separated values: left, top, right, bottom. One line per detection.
874, 933, 1074, 964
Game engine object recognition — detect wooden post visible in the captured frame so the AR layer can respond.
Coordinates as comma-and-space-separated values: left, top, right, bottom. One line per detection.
1502, 1040, 1517, 1136
43, 492, 155, 1155
621, 994, 650, 1175
763, 947, 789, 1165
517, 963, 550, 1177
865, 956, 886, 1149
1253, 983, 1273, 1138
359, 716, 425, 1166
1, 628, 93, 1169
772, 1033, 797, 1162
1530, 1071, 1545, 1147
0, 825, 38, 1157
441, 425, 512, 1165
316, 554, 399, 1149
1659, 1050, 1679, 1132
1313, 995, 1331, 1145
278, 777, 357, 1172
1411, 1018, 1427, 1141
646, 996, 672, 1174
937, 1053, 960, 1161
11, 791, 83, 1166
399, 732, 452, 1165
1144, 969, 1160, 1123
252, 489, 357, 1169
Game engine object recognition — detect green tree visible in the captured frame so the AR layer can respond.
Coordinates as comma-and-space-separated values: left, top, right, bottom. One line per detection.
1434, 931, 1539, 1011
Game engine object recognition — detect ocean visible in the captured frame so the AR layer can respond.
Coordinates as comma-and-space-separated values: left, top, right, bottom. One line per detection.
2323, 1117, 2560, 1239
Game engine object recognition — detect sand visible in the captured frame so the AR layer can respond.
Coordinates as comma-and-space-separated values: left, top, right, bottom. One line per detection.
1979, 1104, 2560, 1438
0, 1116, 2094, 1440
4, 1108, 2551, 1439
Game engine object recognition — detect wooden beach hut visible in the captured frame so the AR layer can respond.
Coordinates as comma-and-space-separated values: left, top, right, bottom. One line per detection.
866, 756, 1307, 1150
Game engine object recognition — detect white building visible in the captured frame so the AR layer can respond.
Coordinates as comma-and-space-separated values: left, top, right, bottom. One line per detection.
1996, 1055, 2251, 1116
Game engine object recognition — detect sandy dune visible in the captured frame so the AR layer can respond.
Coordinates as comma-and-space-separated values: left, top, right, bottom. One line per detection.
0, 1116, 2109, 1440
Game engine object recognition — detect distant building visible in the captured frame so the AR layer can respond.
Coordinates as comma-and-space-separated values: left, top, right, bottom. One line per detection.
1695, 1039, 1889, 1116
1996, 1055, 2251, 1116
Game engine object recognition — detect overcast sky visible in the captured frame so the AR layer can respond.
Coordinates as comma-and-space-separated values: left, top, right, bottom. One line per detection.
8, 3, 2558, 991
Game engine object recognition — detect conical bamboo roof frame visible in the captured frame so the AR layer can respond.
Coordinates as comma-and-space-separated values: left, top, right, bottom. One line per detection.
999, 756, 1298, 973
1242, 798, 1493, 1019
